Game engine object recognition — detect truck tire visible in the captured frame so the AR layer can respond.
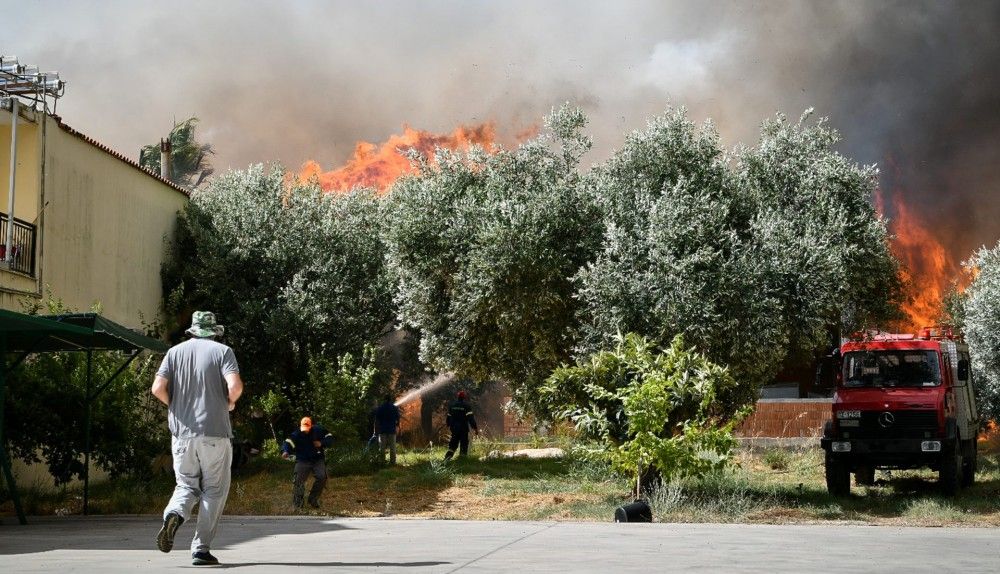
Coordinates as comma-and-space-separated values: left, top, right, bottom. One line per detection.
825, 452, 850, 496
961, 440, 977, 488
855, 465, 875, 487
939, 441, 962, 496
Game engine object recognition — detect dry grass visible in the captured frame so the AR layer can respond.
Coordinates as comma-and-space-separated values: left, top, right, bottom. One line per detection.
6, 440, 1000, 526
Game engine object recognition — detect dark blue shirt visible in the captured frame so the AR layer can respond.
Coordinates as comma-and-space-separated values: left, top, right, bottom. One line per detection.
446, 400, 477, 434
282, 425, 334, 462
373, 402, 401, 435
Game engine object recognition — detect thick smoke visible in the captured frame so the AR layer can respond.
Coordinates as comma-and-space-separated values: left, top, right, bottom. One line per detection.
7, 0, 1000, 258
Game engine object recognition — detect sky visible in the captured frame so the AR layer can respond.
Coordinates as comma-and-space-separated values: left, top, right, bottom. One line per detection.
6, 0, 1000, 262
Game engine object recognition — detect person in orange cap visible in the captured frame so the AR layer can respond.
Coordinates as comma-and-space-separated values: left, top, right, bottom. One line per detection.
282, 416, 334, 509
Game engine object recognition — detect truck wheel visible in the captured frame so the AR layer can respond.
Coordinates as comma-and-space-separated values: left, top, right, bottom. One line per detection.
939, 441, 962, 496
825, 452, 850, 496
855, 465, 875, 487
961, 440, 977, 488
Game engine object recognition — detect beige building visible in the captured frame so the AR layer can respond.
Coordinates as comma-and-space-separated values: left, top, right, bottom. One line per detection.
0, 103, 188, 329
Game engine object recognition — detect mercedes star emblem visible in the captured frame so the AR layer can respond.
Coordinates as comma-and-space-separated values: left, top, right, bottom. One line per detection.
878, 411, 895, 428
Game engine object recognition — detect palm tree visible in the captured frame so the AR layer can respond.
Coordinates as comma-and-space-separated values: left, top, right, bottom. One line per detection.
140, 117, 215, 188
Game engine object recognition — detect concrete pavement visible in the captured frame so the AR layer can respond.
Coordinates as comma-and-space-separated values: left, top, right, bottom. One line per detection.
1, 516, 999, 573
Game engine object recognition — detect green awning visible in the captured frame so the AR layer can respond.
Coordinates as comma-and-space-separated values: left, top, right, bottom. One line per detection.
41, 313, 169, 354
0, 309, 170, 524
1, 309, 169, 354
0, 309, 96, 353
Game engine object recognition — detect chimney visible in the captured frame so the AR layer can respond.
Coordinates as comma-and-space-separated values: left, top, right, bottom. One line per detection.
160, 138, 172, 181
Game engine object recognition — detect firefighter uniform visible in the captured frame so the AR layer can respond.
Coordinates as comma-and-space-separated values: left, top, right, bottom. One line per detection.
282, 417, 334, 508
444, 393, 478, 460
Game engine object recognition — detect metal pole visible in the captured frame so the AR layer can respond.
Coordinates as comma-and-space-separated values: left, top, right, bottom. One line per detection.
0, 333, 27, 524
5, 98, 18, 267
83, 349, 92, 516
90, 350, 139, 401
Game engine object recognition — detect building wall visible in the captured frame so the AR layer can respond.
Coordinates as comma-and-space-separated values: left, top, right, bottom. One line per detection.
0, 112, 188, 329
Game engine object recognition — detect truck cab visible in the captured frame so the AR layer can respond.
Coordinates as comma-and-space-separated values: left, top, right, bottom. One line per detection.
820, 327, 979, 496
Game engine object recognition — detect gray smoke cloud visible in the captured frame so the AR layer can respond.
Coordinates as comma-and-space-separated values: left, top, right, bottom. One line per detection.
6, 0, 1000, 260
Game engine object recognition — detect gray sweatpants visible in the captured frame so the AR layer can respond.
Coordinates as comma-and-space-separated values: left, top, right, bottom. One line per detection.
162, 436, 232, 553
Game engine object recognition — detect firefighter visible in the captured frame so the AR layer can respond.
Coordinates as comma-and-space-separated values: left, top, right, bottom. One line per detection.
444, 391, 479, 460
282, 417, 334, 509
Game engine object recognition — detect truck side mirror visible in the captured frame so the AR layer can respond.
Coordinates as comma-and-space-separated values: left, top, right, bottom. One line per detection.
957, 359, 969, 385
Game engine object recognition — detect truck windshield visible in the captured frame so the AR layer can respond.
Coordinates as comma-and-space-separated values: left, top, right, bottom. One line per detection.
842, 350, 942, 388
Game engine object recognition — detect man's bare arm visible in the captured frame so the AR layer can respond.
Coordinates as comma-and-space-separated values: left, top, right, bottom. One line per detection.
225, 372, 244, 410
151, 375, 170, 406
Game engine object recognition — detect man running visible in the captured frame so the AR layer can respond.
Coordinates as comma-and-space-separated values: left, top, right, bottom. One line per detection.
151, 311, 243, 566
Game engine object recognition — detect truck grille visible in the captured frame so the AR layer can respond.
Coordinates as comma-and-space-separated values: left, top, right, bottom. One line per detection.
846, 410, 939, 439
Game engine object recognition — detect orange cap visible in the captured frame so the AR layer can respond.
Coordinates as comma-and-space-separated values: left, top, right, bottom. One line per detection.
300, 417, 313, 432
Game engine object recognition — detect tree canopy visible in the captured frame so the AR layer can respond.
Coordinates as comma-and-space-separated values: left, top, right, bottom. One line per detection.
575, 109, 902, 406
384, 106, 601, 412
160, 105, 903, 441
162, 164, 396, 412
959, 244, 1000, 420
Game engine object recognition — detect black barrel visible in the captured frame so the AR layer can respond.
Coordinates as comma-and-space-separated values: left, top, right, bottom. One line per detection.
614, 500, 652, 523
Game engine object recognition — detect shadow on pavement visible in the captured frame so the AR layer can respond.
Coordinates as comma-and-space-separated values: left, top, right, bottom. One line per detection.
203, 561, 450, 569
0, 516, 354, 555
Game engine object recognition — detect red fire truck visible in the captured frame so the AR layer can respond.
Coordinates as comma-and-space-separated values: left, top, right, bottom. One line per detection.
821, 327, 979, 496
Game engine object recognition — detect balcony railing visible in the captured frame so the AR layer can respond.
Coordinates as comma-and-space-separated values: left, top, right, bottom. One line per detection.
0, 213, 36, 276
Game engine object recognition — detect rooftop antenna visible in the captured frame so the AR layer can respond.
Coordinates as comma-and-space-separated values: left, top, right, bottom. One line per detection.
1, 56, 65, 269
0, 55, 65, 113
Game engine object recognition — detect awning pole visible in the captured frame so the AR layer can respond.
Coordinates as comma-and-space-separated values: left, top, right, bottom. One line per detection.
90, 350, 140, 401
83, 349, 92, 516
0, 332, 27, 524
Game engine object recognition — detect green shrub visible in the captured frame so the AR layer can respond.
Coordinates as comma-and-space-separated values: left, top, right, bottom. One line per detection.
541, 333, 749, 491
763, 449, 791, 471
309, 345, 381, 443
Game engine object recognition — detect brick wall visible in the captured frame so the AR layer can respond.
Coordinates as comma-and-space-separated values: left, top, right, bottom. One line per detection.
500, 398, 833, 439
735, 399, 832, 438
503, 407, 535, 438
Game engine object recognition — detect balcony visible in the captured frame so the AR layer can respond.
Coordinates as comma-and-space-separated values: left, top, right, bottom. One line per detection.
0, 213, 36, 276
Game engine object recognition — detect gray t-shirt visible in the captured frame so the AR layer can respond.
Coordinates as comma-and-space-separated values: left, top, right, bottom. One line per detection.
156, 337, 240, 439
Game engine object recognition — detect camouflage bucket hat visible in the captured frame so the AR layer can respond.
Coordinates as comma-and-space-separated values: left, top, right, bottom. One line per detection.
186, 311, 225, 338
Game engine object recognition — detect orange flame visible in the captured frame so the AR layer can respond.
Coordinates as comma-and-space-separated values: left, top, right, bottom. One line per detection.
878, 188, 959, 331
979, 420, 998, 445
298, 123, 498, 194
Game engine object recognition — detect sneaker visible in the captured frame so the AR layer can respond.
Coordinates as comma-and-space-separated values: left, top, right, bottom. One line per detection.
192, 551, 220, 566
156, 512, 184, 553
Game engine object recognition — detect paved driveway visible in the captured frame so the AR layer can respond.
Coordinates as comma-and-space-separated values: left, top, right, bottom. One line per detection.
2, 516, 999, 573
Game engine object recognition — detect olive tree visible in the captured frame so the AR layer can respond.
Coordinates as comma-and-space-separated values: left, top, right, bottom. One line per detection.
575, 109, 902, 406
960, 244, 1000, 420
162, 164, 396, 411
384, 106, 601, 412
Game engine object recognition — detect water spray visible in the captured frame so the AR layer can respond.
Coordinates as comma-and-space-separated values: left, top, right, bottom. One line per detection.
394, 372, 456, 407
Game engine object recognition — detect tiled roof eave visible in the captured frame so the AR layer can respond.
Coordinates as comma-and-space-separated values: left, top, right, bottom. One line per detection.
51, 116, 191, 198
